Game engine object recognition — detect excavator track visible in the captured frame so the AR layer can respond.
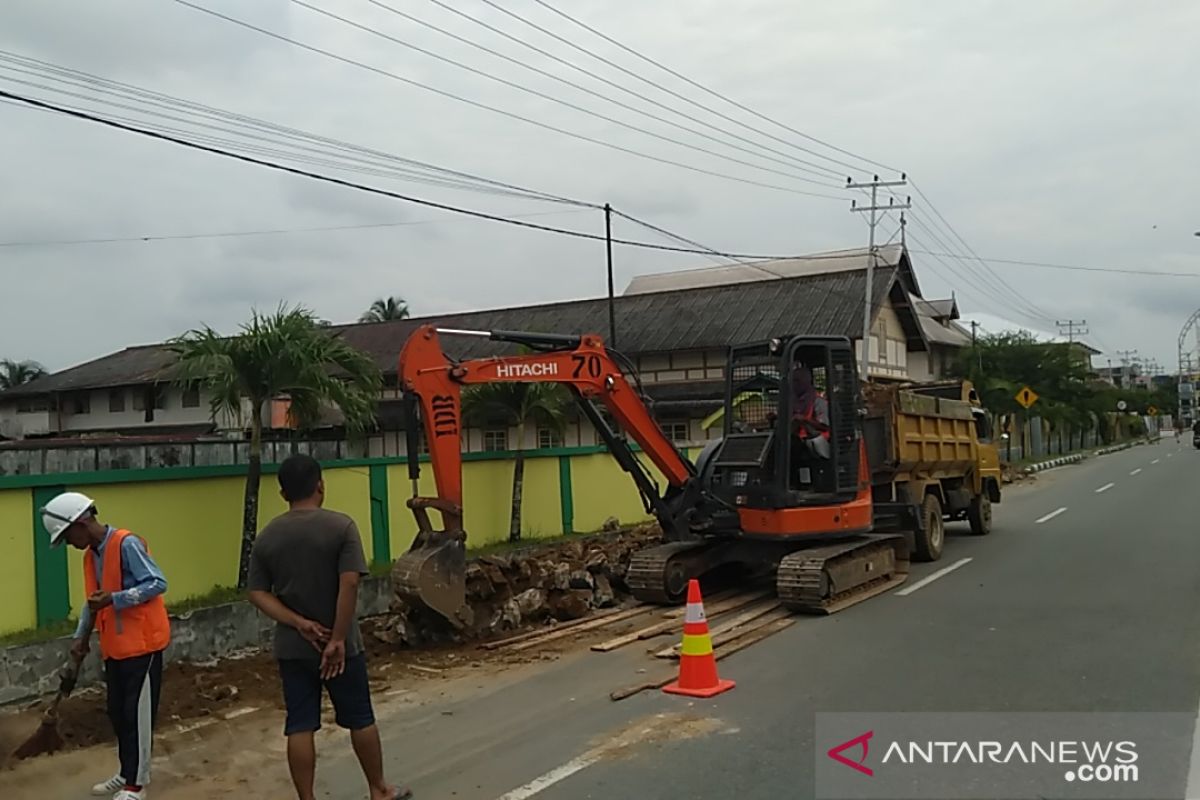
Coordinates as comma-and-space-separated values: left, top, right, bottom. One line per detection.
625, 541, 715, 605
776, 534, 909, 614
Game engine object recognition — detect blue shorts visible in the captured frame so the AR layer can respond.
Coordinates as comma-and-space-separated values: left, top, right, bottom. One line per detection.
277, 653, 376, 735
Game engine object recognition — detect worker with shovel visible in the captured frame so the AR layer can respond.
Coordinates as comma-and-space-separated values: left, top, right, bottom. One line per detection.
42, 492, 169, 800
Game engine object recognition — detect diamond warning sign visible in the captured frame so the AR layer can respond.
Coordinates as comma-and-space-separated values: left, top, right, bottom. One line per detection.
1015, 386, 1038, 409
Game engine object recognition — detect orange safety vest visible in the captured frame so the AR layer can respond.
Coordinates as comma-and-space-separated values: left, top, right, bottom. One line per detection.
83, 529, 171, 661
794, 396, 832, 441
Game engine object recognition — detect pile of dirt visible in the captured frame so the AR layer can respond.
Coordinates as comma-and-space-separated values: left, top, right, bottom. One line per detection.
377, 524, 662, 649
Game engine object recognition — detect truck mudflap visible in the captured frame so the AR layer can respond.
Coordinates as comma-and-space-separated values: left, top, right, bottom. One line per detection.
870, 501, 925, 535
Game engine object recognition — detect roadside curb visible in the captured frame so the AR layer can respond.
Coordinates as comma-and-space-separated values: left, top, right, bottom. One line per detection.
1023, 453, 1085, 474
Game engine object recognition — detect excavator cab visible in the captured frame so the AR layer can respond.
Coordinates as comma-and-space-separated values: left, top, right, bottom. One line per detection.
707, 336, 864, 513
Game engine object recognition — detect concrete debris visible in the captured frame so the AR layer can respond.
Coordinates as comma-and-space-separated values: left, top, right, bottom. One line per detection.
385, 524, 661, 647
601, 516, 621, 532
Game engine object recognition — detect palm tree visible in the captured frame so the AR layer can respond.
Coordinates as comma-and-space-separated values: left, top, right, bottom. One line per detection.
360, 296, 410, 323
0, 359, 47, 390
170, 305, 382, 588
462, 383, 569, 542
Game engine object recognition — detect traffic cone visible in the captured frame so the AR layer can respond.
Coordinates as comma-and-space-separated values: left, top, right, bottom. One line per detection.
663, 579, 735, 698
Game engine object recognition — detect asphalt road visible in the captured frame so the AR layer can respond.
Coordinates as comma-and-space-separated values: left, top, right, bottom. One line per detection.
318, 440, 1200, 800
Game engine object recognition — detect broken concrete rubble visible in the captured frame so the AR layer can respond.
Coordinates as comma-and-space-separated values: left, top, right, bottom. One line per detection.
386, 525, 660, 647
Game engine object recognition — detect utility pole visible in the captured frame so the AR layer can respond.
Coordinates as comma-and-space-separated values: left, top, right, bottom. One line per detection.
604, 203, 616, 349
848, 175, 910, 381
1115, 349, 1139, 389
970, 320, 981, 373
1056, 319, 1088, 344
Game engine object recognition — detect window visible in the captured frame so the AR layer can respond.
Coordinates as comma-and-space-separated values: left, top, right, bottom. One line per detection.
16, 397, 50, 413
181, 386, 201, 408
483, 429, 509, 452
153, 385, 167, 410
537, 428, 561, 449
108, 389, 126, 413
132, 390, 145, 412
69, 393, 91, 415
663, 421, 690, 443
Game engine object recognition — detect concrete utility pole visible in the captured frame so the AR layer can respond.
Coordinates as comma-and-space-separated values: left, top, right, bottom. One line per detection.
1056, 319, 1088, 344
604, 203, 616, 349
848, 175, 910, 381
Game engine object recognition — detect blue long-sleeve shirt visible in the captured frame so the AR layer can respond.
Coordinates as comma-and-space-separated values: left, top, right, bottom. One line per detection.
74, 526, 168, 639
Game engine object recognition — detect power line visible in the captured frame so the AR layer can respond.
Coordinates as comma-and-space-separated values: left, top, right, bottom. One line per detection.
526, 0, 898, 175
362, 0, 848, 184
0, 88, 848, 260
0, 209, 593, 248
0, 50, 593, 207
169, 0, 847, 200
908, 249, 1200, 279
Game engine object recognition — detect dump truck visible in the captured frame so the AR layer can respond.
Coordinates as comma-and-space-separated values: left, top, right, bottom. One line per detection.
863, 380, 1003, 562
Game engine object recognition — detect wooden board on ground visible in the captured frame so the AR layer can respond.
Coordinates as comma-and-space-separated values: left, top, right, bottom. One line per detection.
503, 605, 655, 652
653, 601, 782, 658
592, 591, 770, 653
479, 606, 633, 651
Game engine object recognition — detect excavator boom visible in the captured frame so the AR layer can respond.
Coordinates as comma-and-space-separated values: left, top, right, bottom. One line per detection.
392, 325, 710, 624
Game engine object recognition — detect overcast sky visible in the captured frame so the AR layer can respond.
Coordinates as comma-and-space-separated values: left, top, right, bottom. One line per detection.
2, 0, 1198, 373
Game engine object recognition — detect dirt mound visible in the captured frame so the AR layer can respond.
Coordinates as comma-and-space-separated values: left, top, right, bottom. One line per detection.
380, 525, 662, 649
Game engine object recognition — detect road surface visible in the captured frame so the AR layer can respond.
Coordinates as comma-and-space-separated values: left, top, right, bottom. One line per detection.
307, 440, 1200, 800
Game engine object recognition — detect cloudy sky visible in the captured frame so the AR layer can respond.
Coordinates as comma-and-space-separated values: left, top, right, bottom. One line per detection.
2, 0, 1198, 373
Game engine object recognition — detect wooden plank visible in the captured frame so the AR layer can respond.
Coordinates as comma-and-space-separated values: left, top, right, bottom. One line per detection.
660, 588, 741, 618
609, 617, 796, 701
653, 601, 781, 658
593, 591, 772, 653
504, 605, 655, 652
479, 606, 633, 650
661, 589, 764, 619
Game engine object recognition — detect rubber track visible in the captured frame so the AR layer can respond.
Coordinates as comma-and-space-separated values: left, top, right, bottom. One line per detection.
625, 542, 707, 604
777, 537, 903, 612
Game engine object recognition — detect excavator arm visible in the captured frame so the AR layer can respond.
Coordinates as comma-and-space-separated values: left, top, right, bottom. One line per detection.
392, 325, 719, 625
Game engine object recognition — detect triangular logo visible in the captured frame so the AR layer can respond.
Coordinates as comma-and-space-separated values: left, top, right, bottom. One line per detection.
827, 730, 874, 776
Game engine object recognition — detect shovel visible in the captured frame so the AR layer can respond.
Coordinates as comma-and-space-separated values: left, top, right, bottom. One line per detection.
12, 622, 92, 760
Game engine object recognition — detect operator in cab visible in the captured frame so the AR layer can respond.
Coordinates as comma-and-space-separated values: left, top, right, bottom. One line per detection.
791, 366, 831, 459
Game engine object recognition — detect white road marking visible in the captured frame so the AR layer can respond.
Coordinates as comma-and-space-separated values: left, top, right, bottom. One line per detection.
1167, 452, 1173, 458
1095, 482, 1115, 494
496, 753, 603, 800
1185, 690, 1200, 799
1152, 458, 1161, 464
895, 558, 973, 596
1130, 468, 1142, 476
1036, 507, 1068, 524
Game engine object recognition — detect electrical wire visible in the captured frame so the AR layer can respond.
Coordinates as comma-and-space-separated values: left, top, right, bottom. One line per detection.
0, 50, 591, 208
907, 250, 1200, 279
417, 0, 849, 182
0, 88, 850, 260
357, 0, 846, 185
169, 0, 847, 200
525, 0, 899, 175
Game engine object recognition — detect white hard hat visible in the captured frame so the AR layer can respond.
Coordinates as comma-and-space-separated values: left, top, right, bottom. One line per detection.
41, 492, 96, 546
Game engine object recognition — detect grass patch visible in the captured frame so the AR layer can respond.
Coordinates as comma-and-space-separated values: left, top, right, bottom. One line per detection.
167, 584, 245, 615
0, 618, 79, 647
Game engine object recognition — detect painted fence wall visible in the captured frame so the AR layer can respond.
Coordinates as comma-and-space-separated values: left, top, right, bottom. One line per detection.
0, 446, 695, 635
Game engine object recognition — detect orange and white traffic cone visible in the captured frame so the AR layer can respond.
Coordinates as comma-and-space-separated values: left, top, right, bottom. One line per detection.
663, 579, 735, 698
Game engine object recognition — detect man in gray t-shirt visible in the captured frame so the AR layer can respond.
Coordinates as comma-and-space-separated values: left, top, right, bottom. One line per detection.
248, 454, 410, 800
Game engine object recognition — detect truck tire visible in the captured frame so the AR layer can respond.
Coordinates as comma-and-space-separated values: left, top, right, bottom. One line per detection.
913, 494, 945, 562
967, 493, 992, 536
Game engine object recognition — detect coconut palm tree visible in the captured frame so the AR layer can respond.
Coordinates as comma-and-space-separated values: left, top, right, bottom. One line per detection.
170, 305, 382, 588
0, 359, 47, 390
360, 296, 410, 323
461, 382, 568, 542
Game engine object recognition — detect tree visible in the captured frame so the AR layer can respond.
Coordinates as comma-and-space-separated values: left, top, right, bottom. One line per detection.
0, 359, 47, 390
461, 383, 569, 542
360, 296, 410, 323
170, 305, 382, 588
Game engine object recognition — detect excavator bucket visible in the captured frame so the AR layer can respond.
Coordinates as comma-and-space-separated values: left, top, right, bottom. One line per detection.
391, 501, 467, 628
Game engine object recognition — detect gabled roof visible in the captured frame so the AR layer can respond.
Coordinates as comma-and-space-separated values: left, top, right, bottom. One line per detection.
623, 244, 918, 297
2, 265, 915, 399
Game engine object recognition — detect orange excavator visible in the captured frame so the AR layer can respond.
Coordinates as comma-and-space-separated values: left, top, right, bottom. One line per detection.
393, 325, 915, 626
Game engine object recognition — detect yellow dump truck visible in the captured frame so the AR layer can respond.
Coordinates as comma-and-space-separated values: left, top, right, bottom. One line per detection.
863, 380, 1003, 562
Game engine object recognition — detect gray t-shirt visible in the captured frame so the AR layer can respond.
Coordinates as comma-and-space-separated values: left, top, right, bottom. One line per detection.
247, 508, 369, 661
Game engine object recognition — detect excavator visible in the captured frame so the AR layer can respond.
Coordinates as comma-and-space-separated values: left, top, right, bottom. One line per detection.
392, 324, 916, 626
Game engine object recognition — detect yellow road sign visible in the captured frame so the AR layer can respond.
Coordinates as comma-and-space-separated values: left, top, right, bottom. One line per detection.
1147, 405, 1159, 416
1015, 386, 1038, 409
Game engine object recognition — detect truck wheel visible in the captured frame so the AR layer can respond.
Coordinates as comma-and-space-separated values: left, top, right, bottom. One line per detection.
967, 493, 993, 536
914, 494, 945, 562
